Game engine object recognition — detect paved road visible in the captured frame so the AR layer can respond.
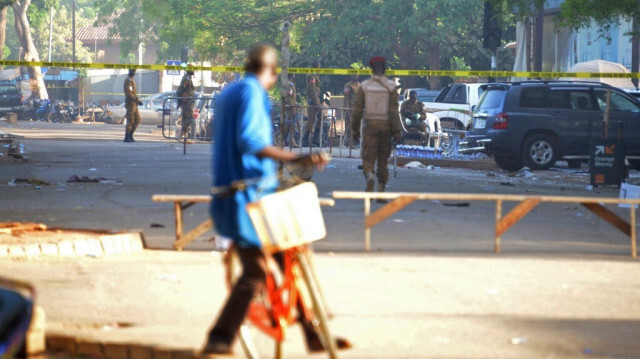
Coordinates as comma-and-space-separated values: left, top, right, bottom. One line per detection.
1, 121, 639, 358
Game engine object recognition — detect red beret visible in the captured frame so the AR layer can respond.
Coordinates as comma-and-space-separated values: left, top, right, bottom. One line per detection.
369, 56, 386, 66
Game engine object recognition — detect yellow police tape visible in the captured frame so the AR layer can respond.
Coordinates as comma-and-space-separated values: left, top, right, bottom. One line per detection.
2, 60, 640, 79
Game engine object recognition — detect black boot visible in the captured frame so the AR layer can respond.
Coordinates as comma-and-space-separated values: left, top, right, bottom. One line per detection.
129, 130, 136, 142
123, 131, 132, 142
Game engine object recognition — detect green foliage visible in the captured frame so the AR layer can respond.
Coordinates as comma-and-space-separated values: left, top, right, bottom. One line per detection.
31, 4, 94, 62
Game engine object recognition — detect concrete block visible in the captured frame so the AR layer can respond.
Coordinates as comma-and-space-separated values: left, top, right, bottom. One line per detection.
29, 306, 46, 331
103, 343, 130, 359
121, 236, 133, 253
76, 341, 103, 357
173, 351, 200, 359
23, 243, 41, 257
86, 238, 103, 257
100, 236, 117, 256
129, 234, 144, 252
7, 245, 26, 257
57, 240, 75, 257
153, 349, 174, 359
72, 239, 89, 257
46, 335, 76, 353
111, 235, 125, 254
129, 345, 152, 359
39, 243, 58, 256
26, 329, 46, 355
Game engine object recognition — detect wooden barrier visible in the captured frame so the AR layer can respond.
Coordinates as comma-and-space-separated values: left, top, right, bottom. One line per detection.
332, 191, 640, 257
152, 194, 335, 250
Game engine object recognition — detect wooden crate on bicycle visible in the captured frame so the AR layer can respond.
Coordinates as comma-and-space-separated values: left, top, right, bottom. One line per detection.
246, 182, 326, 253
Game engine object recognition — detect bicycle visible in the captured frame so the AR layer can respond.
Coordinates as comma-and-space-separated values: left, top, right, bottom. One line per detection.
224, 181, 338, 359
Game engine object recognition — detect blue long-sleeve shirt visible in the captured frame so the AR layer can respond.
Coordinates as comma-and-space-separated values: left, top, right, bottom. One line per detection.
210, 74, 277, 248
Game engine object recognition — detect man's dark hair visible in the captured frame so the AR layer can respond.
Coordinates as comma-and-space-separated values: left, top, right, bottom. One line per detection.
244, 43, 277, 74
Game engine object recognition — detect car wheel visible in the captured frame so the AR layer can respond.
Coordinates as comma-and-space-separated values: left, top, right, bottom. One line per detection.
494, 156, 525, 172
522, 133, 559, 170
567, 160, 583, 169
628, 159, 640, 171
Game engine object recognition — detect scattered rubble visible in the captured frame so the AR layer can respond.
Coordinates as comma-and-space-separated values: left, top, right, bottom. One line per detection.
66, 175, 121, 184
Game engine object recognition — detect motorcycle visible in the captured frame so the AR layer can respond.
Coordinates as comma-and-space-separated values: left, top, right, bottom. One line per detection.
47, 100, 72, 123
24, 99, 51, 122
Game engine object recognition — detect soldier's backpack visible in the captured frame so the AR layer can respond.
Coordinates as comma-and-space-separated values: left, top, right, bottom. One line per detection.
361, 77, 395, 121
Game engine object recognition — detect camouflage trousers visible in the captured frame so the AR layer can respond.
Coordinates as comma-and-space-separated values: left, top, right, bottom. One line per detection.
361, 126, 392, 184
125, 103, 140, 134
181, 101, 194, 136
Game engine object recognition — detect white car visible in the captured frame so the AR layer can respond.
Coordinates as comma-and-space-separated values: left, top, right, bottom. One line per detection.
424, 83, 488, 130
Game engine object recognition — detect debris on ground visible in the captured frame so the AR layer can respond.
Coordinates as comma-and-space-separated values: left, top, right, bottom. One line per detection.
442, 202, 471, 207
510, 337, 528, 345
8, 178, 50, 186
500, 182, 516, 187
150, 223, 165, 228
404, 161, 427, 169
66, 175, 121, 184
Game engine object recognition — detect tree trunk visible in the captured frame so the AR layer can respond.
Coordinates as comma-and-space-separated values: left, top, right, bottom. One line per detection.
427, 42, 441, 90
394, 43, 416, 88
0, 7, 7, 60
13, 0, 48, 99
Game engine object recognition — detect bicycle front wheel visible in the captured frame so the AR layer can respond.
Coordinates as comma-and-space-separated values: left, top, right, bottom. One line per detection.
225, 248, 283, 359
296, 252, 338, 359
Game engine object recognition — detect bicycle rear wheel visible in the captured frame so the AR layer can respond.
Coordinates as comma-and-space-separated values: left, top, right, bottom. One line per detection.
296, 252, 338, 359
225, 248, 283, 359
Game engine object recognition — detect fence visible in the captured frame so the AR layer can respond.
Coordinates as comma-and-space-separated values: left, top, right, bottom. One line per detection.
160, 97, 362, 157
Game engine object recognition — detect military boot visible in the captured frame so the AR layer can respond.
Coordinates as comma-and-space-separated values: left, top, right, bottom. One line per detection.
376, 183, 388, 203
123, 131, 132, 142
365, 172, 375, 192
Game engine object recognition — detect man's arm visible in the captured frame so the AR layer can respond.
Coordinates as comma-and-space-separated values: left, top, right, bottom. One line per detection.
351, 88, 365, 139
388, 90, 402, 139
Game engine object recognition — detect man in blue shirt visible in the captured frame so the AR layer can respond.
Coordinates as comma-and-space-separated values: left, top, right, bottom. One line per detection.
204, 44, 345, 356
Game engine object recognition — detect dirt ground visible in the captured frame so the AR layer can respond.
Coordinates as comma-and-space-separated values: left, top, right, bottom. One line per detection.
0, 120, 639, 358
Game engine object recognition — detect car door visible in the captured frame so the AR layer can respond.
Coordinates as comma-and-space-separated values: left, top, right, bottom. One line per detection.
593, 88, 640, 157
547, 87, 599, 158
138, 100, 162, 125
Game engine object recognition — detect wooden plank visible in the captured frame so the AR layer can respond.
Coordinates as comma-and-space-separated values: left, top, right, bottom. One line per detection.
495, 200, 502, 254
496, 198, 541, 238
364, 199, 371, 252
174, 202, 183, 251
173, 219, 214, 250
153, 194, 211, 203
365, 196, 417, 229
152, 194, 335, 207
631, 206, 636, 258
333, 191, 640, 205
581, 203, 631, 236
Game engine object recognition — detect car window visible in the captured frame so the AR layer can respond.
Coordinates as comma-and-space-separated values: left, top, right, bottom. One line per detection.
477, 88, 505, 110
595, 90, 640, 113
477, 87, 484, 99
448, 85, 467, 104
434, 86, 451, 102
548, 90, 595, 110
520, 87, 547, 108
0, 86, 18, 94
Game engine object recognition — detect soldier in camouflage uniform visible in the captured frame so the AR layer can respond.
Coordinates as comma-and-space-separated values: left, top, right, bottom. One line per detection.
177, 70, 195, 138
305, 63, 322, 145
124, 69, 143, 142
343, 75, 360, 147
284, 78, 299, 147
352, 57, 401, 201
400, 90, 427, 132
